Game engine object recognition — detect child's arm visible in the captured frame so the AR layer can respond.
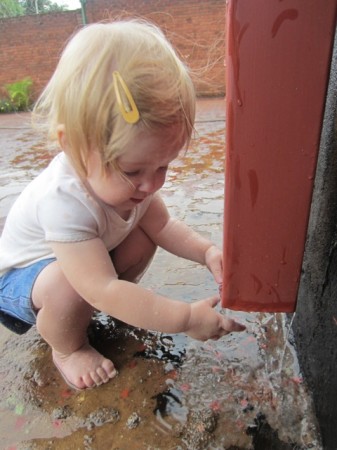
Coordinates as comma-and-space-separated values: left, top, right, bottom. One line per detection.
50, 238, 244, 340
139, 193, 223, 283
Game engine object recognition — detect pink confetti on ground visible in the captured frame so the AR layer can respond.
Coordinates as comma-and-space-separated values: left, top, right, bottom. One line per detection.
240, 399, 249, 408
120, 388, 130, 399
290, 376, 303, 384
14, 417, 26, 431
60, 389, 73, 399
210, 399, 222, 412
128, 360, 137, 369
52, 419, 62, 428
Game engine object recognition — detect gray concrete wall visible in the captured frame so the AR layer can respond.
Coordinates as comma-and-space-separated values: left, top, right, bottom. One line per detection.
293, 26, 337, 450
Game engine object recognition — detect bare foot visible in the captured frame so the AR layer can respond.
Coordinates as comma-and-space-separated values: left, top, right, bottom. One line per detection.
52, 343, 117, 390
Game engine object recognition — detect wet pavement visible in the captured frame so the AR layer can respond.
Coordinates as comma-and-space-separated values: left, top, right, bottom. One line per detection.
0, 98, 322, 449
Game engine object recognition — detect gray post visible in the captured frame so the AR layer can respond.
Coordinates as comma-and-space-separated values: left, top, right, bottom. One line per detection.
293, 27, 337, 450
79, 0, 87, 25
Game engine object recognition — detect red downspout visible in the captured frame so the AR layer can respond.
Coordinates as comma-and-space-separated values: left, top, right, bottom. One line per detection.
222, 1, 337, 312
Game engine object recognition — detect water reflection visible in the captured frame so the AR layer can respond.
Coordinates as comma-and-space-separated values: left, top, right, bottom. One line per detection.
0, 125, 55, 232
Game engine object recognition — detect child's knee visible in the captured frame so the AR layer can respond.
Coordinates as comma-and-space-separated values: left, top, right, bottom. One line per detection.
112, 226, 156, 275
32, 260, 80, 311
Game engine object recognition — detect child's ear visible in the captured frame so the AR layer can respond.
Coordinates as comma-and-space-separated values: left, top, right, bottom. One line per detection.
56, 124, 68, 150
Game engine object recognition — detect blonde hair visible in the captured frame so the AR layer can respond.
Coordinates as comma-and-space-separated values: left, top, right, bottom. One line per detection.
33, 19, 196, 178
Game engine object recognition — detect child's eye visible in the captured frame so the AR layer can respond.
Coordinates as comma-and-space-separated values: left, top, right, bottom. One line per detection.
123, 170, 140, 177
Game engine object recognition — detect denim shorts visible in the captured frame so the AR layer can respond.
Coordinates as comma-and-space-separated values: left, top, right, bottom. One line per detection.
0, 258, 55, 329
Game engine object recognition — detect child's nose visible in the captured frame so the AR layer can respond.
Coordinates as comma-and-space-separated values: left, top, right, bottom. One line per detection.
139, 175, 158, 194
139, 173, 164, 194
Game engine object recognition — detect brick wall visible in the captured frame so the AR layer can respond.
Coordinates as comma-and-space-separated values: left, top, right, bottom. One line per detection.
0, 0, 226, 100
86, 0, 226, 96
0, 12, 83, 99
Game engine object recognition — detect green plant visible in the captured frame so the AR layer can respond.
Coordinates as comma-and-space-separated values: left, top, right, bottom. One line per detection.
0, 0, 24, 18
4, 77, 33, 111
0, 98, 17, 113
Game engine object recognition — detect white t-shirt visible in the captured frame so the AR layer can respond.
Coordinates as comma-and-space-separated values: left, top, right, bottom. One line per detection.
0, 152, 152, 276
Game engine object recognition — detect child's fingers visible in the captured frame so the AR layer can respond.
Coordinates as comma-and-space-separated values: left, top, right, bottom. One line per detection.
214, 274, 223, 285
221, 316, 246, 333
211, 266, 223, 284
210, 334, 221, 340
207, 260, 223, 284
206, 296, 220, 308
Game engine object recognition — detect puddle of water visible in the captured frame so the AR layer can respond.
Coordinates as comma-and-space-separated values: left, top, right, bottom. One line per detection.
0, 124, 56, 230
0, 106, 321, 449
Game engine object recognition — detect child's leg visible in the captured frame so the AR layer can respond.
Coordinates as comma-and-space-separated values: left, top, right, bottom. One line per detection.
32, 261, 117, 389
32, 226, 156, 389
112, 225, 157, 282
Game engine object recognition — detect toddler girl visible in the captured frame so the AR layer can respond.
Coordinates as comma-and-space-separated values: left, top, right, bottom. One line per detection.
0, 20, 244, 390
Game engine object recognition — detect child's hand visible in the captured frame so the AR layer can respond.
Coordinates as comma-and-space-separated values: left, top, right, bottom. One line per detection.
185, 296, 246, 341
205, 245, 223, 284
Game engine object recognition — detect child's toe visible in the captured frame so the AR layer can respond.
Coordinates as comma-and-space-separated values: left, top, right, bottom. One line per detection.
96, 366, 110, 383
102, 359, 117, 379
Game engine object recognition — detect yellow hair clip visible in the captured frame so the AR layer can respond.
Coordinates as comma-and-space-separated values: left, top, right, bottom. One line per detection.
112, 71, 140, 124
